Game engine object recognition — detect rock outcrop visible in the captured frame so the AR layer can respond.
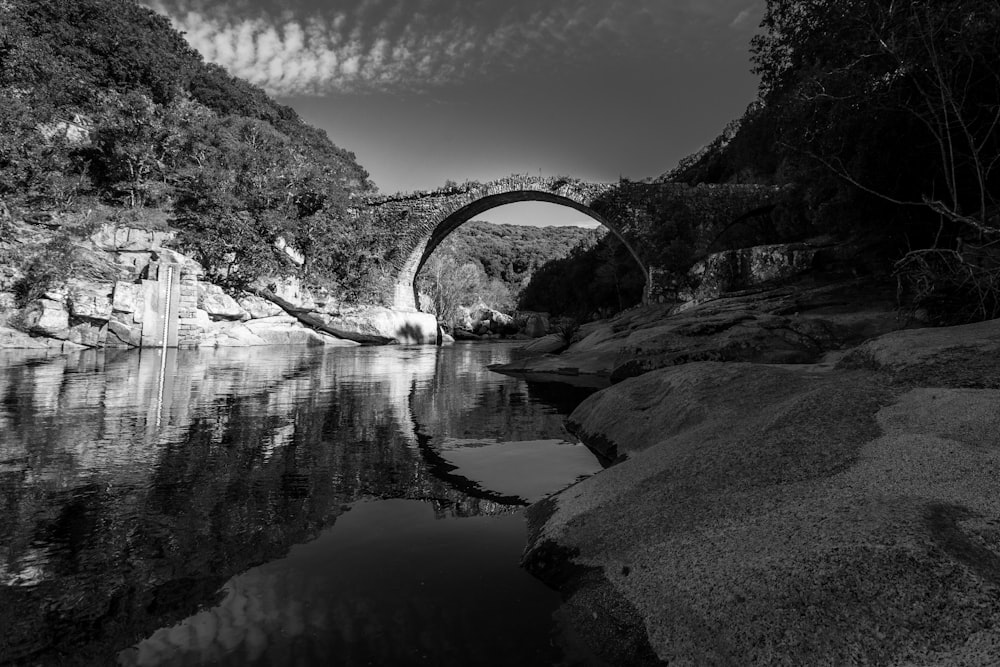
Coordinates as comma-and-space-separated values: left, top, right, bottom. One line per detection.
683, 241, 820, 302
1, 223, 440, 349
524, 317, 1000, 665
254, 284, 440, 345
493, 278, 908, 383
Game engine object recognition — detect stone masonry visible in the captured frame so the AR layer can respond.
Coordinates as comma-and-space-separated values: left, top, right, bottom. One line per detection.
358, 175, 780, 310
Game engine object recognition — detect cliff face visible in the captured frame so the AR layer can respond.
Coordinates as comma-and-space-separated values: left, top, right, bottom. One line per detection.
523, 314, 1000, 665
0, 220, 441, 349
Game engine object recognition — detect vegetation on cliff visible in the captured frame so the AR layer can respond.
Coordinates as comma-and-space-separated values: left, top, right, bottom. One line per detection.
414, 219, 648, 325
518, 232, 646, 320
416, 220, 599, 325
668, 0, 1000, 323
0, 0, 374, 304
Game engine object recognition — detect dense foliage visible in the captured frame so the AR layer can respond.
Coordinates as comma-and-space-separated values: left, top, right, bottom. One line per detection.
670, 0, 1000, 322
518, 232, 646, 319
416, 221, 598, 326
433, 221, 597, 292
0, 0, 373, 293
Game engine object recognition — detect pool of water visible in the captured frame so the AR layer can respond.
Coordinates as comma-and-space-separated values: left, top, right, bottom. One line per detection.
0, 343, 604, 666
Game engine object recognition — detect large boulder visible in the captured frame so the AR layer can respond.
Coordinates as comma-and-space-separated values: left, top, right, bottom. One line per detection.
471, 307, 518, 335
0, 325, 85, 350
201, 321, 266, 347
62, 320, 107, 347
302, 307, 439, 345
23, 299, 69, 336
67, 281, 113, 321
237, 294, 284, 320
520, 333, 568, 356
243, 316, 355, 347
106, 318, 142, 347
838, 317, 1000, 387
686, 242, 818, 301
198, 284, 246, 321
526, 319, 1000, 665
0, 326, 51, 349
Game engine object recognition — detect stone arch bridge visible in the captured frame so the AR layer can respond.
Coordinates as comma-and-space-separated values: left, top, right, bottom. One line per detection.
358, 175, 780, 311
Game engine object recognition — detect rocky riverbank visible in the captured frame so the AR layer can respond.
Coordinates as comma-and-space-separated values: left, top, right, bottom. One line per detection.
507, 288, 1000, 664
0, 221, 439, 349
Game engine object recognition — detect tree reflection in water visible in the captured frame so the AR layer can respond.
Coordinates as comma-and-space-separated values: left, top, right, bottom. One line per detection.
0, 343, 602, 665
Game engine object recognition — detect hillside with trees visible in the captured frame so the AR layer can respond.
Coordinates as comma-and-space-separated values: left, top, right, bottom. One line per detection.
518, 232, 646, 320
3, 0, 996, 331
416, 220, 598, 325
0, 0, 376, 307
665, 0, 1000, 324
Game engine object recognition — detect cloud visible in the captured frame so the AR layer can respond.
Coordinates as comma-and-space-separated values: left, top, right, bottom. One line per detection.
730, 8, 753, 28
729, 3, 764, 30
142, 0, 754, 96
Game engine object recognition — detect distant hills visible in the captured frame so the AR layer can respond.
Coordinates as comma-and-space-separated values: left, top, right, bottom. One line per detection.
438, 220, 599, 295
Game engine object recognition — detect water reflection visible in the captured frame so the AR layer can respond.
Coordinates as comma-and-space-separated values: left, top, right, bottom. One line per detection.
0, 343, 601, 665
121, 500, 560, 667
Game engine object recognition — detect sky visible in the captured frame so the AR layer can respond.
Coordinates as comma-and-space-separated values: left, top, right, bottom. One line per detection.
143, 0, 766, 226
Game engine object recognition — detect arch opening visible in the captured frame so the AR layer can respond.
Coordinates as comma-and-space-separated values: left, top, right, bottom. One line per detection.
409, 191, 648, 327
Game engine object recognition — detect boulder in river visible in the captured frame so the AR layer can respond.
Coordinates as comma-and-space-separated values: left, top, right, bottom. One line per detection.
295, 306, 439, 345
198, 284, 246, 321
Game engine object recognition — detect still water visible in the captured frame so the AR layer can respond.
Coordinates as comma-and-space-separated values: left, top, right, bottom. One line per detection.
0, 343, 603, 666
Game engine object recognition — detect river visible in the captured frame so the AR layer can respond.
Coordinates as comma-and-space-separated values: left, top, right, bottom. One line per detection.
0, 343, 604, 666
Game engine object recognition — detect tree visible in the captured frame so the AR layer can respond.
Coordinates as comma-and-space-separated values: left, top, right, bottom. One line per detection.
751, 0, 1000, 321
752, 0, 1000, 237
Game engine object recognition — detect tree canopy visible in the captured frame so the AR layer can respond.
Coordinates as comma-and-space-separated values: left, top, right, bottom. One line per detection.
0, 0, 373, 294
666, 0, 1000, 322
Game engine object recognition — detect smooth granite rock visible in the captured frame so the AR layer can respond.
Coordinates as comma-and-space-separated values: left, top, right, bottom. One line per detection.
0, 326, 54, 349
198, 284, 246, 321
67, 280, 113, 321
244, 317, 349, 346
23, 298, 70, 336
525, 317, 1000, 666
237, 294, 284, 320
520, 333, 569, 356
838, 317, 1000, 387
0, 325, 85, 350
492, 279, 907, 382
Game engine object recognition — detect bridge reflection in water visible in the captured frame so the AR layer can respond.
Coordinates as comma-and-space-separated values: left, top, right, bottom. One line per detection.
0, 343, 602, 665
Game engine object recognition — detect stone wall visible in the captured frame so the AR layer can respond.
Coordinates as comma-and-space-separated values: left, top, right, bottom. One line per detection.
176, 269, 199, 347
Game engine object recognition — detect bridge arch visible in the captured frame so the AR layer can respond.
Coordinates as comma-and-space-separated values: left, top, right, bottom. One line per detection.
400, 190, 648, 313
362, 175, 648, 311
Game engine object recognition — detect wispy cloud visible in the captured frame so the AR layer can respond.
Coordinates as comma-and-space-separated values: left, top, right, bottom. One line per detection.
729, 3, 764, 29
143, 0, 757, 96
